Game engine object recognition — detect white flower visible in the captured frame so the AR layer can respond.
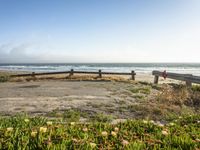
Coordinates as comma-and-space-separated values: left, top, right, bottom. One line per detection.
101, 131, 108, 136
72, 138, 78, 142
111, 131, 117, 137
143, 120, 148, 124
82, 127, 88, 132
7, 127, 13, 132
169, 122, 175, 126
196, 139, 200, 142
162, 130, 169, 135
39, 127, 47, 133
47, 121, 53, 126
114, 127, 119, 132
149, 120, 155, 124
24, 119, 30, 123
156, 122, 164, 127
31, 131, 37, 137
197, 120, 200, 123
178, 116, 182, 119
70, 122, 75, 125
90, 142, 96, 148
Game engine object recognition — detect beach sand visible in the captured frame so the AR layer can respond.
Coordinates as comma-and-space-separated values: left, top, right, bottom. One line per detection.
0, 80, 152, 117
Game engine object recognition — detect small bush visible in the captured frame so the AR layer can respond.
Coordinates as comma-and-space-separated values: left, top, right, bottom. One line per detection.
0, 75, 10, 82
192, 85, 200, 92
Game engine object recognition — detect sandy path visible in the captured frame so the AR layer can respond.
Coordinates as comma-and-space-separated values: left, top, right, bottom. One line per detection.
1, 81, 149, 117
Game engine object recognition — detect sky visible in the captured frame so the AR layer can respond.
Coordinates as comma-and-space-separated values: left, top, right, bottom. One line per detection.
0, 0, 200, 63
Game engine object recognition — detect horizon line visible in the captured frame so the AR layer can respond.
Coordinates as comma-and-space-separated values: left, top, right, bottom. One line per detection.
1, 62, 200, 64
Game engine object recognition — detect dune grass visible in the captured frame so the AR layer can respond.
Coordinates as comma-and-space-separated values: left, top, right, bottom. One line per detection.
10, 74, 134, 83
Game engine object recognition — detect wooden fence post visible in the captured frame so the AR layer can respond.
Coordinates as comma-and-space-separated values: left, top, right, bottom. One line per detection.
185, 74, 192, 87
186, 81, 192, 87
70, 69, 74, 76
131, 71, 135, 80
154, 76, 159, 84
32, 72, 35, 77
99, 70, 102, 78
31, 72, 36, 80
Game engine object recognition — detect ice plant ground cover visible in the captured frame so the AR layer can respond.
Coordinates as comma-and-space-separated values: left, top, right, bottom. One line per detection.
0, 115, 199, 149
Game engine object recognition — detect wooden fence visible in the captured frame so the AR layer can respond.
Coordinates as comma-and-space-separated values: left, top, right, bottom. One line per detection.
11, 69, 136, 80
152, 70, 200, 86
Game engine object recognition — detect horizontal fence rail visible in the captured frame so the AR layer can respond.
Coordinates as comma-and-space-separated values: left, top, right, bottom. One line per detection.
184, 75, 200, 84
152, 70, 200, 86
10, 71, 71, 77
11, 69, 136, 80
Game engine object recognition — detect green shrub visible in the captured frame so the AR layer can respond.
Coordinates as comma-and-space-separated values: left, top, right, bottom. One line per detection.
192, 85, 200, 92
130, 87, 151, 95
0, 75, 10, 82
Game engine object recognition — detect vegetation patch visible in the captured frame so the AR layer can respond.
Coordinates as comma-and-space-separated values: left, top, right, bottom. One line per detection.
47, 109, 81, 122
156, 84, 200, 108
11, 74, 135, 83
0, 114, 199, 149
192, 85, 200, 92
0, 73, 10, 82
132, 94, 144, 99
130, 87, 151, 95
63, 110, 81, 122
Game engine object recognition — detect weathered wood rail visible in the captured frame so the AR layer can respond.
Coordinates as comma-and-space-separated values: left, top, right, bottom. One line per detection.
11, 69, 136, 80
152, 70, 200, 86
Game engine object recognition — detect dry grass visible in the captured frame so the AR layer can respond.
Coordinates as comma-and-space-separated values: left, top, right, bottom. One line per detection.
156, 84, 189, 106
125, 84, 200, 121
126, 103, 180, 120
156, 84, 200, 108
10, 74, 135, 83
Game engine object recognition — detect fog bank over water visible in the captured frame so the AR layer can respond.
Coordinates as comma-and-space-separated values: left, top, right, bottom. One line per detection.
0, 42, 200, 63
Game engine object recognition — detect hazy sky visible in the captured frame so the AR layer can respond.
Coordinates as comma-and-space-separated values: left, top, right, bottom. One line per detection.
0, 0, 200, 63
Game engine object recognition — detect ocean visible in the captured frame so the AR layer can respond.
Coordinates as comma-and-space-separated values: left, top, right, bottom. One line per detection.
0, 63, 200, 75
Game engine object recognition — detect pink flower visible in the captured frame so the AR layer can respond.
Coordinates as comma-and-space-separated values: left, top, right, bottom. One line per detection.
122, 140, 129, 146
162, 130, 169, 135
83, 127, 88, 132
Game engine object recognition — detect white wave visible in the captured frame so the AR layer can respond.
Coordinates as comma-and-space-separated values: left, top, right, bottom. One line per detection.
0, 64, 200, 76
